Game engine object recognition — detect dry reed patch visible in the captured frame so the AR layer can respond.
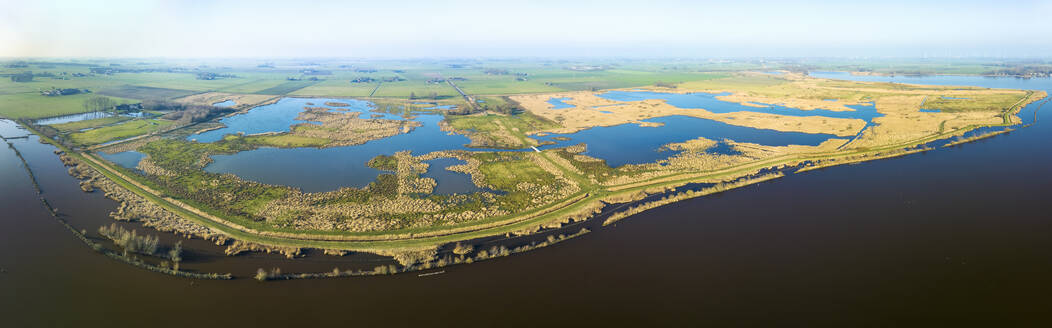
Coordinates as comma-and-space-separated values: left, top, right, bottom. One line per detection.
174, 92, 276, 108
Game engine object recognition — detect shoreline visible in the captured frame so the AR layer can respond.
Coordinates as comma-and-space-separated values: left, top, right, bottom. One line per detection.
22, 88, 1043, 246
6, 75, 1046, 280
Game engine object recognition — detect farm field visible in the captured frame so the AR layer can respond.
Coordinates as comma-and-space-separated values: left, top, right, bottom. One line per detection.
67, 119, 175, 146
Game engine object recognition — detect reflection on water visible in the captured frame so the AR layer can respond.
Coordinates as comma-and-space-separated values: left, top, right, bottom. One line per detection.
205, 114, 476, 192
213, 99, 237, 107
33, 111, 145, 125
535, 115, 835, 166
119, 77, 1047, 193
188, 98, 397, 143
547, 97, 574, 109
97, 151, 145, 172
421, 158, 481, 195
192, 91, 850, 191
35, 112, 114, 125
597, 90, 883, 121
204, 109, 838, 191
0, 119, 30, 138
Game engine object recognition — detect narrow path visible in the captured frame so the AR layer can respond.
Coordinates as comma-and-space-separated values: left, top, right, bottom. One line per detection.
447, 80, 479, 111
369, 82, 382, 97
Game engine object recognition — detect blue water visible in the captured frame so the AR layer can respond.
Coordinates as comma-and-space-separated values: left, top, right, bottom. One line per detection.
35, 112, 114, 125
708, 141, 743, 155
103, 72, 1048, 195
0, 119, 29, 138
34, 111, 147, 125
421, 158, 480, 195
213, 100, 237, 107
98, 151, 145, 172
198, 94, 855, 192
597, 91, 883, 122
206, 114, 481, 192
188, 98, 398, 143
547, 97, 574, 109
535, 116, 836, 167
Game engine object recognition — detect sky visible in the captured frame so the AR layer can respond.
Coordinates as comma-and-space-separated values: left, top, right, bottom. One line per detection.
2, 0, 1051, 58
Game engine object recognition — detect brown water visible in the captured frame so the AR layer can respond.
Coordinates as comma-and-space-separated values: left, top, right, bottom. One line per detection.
3, 75, 1052, 326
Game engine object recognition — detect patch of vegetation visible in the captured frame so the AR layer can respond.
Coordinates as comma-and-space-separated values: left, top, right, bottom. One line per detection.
240, 134, 332, 148
553, 149, 616, 181
50, 116, 131, 133
68, 119, 174, 146
923, 94, 1024, 112
98, 223, 159, 256
368, 174, 399, 197
475, 152, 565, 210
479, 156, 554, 189
136, 139, 289, 222
446, 112, 560, 148
367, 154, 398, 171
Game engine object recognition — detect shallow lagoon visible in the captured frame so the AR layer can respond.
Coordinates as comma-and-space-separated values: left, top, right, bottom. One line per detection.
188, 98, 395, 143
534, 115, 835, 166
597, 90, 883, 122
213, 99, 237, 107
205, 114, 481, 192
97, 151, 145, 173
0, 119, 30, 138
421, 158, 481, 195
123, 92, 853, 192
547, 97, 574, 109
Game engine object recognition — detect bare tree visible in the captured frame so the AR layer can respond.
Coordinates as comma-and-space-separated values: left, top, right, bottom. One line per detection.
83, 96, 116, 112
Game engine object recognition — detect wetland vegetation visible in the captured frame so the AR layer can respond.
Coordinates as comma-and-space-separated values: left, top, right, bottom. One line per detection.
1, 58, 1046, 280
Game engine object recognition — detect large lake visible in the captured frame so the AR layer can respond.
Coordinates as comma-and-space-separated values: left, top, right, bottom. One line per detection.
4, 74, 1052, 325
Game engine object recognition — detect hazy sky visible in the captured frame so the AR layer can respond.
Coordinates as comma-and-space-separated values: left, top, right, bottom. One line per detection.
3, 0, 1050, 58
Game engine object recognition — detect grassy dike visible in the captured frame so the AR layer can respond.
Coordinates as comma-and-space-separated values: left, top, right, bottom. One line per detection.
18, 89, 1044, 256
